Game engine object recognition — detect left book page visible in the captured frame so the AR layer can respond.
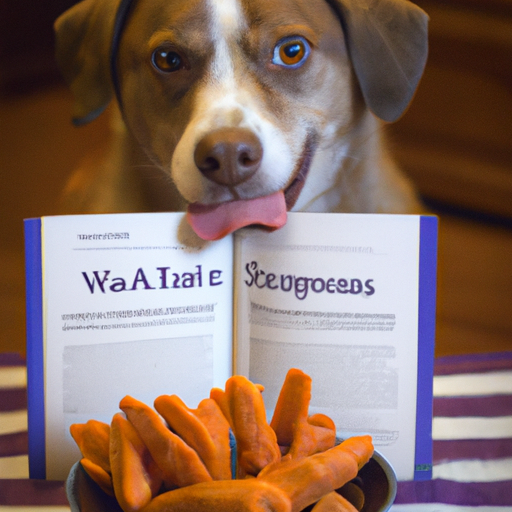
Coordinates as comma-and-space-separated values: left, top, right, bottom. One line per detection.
25, 213, 234, 481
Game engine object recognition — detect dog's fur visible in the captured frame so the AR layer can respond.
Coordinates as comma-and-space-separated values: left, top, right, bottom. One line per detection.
55, 0, 428, 239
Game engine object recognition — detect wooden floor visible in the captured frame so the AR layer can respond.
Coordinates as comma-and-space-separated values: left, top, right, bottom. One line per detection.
0, 85, 511, 357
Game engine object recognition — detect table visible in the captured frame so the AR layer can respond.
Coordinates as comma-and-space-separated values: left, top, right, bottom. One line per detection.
1, 352, 511, 511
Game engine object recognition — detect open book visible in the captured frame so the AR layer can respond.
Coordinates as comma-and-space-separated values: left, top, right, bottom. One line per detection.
25, 212, 437, 482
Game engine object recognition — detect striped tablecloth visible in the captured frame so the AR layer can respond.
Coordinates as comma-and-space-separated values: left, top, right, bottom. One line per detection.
1, 351, 512, 511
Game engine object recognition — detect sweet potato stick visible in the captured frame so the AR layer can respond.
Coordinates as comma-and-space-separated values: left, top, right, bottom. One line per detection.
210, 383, 263, 430
270, 369, 311, 448
119, 396, 212, 488
70, 419, 111, 473
258, 435, 374, 512
306, 414, 336, 455
311, 491, 359, 512
192, 397, 232, 454
110, 413, 163, 512
80, 457, 114, 496
139, 479, 292, 512
209, 387, 232, 425
154, 395, 231, 480
270, 369, 336, 459
224, 375, 281, 477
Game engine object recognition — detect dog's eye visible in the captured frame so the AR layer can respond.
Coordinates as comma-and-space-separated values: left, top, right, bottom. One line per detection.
272, 36, 310, 68
152, 47, 186, 72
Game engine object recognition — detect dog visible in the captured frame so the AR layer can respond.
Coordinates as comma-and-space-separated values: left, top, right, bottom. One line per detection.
55, 0, 428, 242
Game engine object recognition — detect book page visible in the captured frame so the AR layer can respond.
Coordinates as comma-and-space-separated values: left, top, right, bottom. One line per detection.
234, 213, 423, 481
41, 213, 233, 480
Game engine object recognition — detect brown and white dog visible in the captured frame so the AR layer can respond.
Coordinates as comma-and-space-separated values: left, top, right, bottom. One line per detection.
55, 0, 428, 242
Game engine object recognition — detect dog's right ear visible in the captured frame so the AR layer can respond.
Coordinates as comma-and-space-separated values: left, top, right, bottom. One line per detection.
54, 0, 122, 126
328, 0, 429, 123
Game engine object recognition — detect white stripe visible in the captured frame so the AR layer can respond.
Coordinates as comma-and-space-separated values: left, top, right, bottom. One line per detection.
208, 0, 243, 81
433, 371, 512, 397
0, 454, 28, 478
0, 367, 26, 389
0, 508, 70, 512
433, 457, 512, 482
433, 415, 512, 440
391, 505, 512, 512
0, 410, 27, 435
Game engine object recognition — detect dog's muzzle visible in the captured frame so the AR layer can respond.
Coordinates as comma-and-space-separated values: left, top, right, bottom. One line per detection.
186, 133, 317, 241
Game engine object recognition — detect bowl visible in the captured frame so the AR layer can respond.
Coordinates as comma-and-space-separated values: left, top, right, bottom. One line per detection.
66, 449, 397, 512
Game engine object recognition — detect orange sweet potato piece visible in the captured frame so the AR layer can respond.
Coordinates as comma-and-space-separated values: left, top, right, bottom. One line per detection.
306, 413, 336, 454
154, 395, 231, 481
223, 375, 281, 477
110, 413, 163, 512
209, 387, 232, 425
270, 369, 336, 459
139, 479, 292, 512
119, 396, 212, 488
209, 382, 264, 431
270, 369, 311, 448
311, 491, 359, 512
258, 435, 374, 512
80, 457, 114, 496
70, 420, 111, 473
192, 397, 232, 456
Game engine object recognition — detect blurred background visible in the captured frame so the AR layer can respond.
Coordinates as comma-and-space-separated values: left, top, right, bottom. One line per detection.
0, 0, 511, 357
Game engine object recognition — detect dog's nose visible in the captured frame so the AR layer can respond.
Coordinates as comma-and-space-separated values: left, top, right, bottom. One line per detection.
194, 128, 262, 186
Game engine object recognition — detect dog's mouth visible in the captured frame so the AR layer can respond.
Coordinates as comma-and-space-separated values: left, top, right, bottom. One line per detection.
283, 132, 317, 211
186, 133, 317, 241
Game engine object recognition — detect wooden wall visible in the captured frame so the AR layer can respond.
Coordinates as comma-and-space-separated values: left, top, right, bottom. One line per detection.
389, 0, 512, 220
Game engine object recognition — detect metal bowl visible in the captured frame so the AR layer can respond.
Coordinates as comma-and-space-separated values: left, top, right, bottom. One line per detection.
356, 450, 397, 512
66, 449, 396, 512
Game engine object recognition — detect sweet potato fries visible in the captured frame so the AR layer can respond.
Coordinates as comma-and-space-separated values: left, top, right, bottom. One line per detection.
70, 368, 374, 512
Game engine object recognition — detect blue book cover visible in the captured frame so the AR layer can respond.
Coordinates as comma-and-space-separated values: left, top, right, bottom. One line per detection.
24, 218, 46, 480
415, 216, 437, 480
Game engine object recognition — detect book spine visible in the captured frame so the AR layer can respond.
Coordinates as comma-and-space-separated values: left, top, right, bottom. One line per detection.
414, 215, 438, 480
24, 218, 46, 479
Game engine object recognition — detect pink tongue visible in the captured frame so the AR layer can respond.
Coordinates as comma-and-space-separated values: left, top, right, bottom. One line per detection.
186, 191, 287, 241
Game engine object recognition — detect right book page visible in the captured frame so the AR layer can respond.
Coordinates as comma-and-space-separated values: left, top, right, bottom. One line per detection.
233, 213, 437, 481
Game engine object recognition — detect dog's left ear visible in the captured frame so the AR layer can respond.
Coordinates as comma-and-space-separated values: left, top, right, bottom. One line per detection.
328, 0, 428, 122
54, 0, 123, 125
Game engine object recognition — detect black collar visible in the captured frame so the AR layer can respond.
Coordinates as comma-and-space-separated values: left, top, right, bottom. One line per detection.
110, 0, 137, 109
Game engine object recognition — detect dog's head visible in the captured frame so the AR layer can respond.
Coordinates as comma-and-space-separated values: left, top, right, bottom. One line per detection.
55, 0, 428, 240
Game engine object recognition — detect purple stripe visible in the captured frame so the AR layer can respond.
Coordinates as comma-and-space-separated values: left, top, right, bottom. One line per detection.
396, 479, 512, 506
433, 438, 512, 464
0, 353, 25, 367
0, 479, 68, 505
434, 394, 512, 418
435, 352, 512, 376
0, 431, 28, 457
0, 387, 27, 411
